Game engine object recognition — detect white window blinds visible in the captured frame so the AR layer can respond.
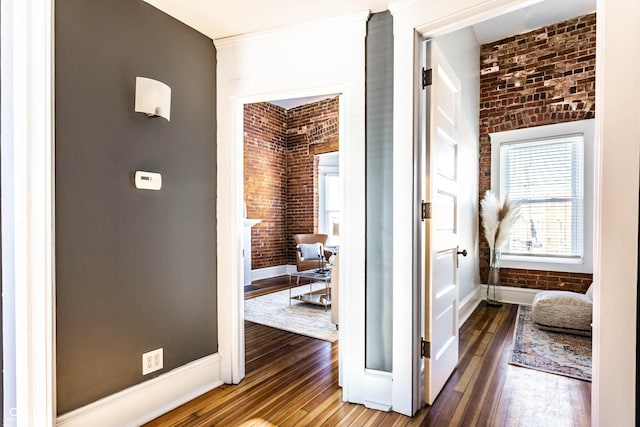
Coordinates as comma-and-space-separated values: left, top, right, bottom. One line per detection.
499, 135, 584, 260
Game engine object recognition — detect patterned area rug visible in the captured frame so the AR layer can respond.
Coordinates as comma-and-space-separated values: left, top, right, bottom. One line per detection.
509, 305, 592, 381
244, 284, 338, 343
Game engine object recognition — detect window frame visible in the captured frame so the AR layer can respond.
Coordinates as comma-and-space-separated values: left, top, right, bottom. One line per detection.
318, 153, 340, 249
490, 119, 595, 273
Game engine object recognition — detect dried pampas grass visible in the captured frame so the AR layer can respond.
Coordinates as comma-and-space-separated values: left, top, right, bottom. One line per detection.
480, 190, 500, 250
481, 190, 520, 251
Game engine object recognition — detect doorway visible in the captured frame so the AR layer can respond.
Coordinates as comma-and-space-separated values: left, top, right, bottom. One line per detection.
414, 0, 597, 414
242, 95, 341, 344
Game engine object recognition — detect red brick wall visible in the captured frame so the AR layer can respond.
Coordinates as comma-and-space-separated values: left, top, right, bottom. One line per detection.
244, 103, 288, 269
479, 13, 596, 292
286, 97, 340, 263
244, 97, 339, 269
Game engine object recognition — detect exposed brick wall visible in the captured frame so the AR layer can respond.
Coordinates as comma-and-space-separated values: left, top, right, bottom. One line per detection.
244, 103, 288, 269
286, 97, 340, 263
498, 269, 594, 292
244, 97, 340, 269
479, 13, 596, 292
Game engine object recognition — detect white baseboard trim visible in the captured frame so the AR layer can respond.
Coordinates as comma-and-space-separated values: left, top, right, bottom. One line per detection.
363, 369, 392, 412
251, 264, 296, 281
480, 284, 539, 306
365, 400, 393, 412
459, 287, 482, 326
57, 353, 223, 427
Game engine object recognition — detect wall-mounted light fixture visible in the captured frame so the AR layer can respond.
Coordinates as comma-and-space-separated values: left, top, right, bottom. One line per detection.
135, 77, 171, 121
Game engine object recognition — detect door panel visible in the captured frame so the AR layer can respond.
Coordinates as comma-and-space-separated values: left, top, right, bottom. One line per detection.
435, 131, 456, 179
422, 40, 461, 405
435, 192, 456, 233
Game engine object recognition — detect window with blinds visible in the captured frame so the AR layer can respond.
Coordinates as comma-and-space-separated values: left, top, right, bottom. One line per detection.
499, 135, 584, 261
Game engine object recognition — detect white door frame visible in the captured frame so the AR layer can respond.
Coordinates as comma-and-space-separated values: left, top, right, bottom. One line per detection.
1, 0, 56, 425
318, 162, 340, 244
214, 11, 370, 404
233, 90, 345, 384
390, 0, 639, 423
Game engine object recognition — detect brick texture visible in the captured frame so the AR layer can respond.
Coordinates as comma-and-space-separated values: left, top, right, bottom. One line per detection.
286, 98, 339, 263
244, 103, 288, 269
244, 97, 339, 269
479, 13, 596, 292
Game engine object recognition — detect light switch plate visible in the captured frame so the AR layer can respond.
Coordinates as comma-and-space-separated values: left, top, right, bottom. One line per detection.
135, 171, 162, 190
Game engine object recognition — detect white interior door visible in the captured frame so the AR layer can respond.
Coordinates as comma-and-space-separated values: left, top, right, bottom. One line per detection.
421, 40, 461, 405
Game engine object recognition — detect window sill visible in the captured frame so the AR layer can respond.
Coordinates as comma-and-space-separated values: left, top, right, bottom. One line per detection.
499, 257, 592, 274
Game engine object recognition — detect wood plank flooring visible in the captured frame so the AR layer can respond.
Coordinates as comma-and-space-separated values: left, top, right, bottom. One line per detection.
143, 302, 591, 426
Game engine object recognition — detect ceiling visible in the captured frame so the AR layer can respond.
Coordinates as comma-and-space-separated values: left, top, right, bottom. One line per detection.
143, 0, 390, 40
143, 0, 596, 109
144, 0, 596, 44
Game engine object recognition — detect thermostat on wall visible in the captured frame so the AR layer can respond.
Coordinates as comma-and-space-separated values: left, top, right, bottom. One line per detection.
135, 171, 162, 190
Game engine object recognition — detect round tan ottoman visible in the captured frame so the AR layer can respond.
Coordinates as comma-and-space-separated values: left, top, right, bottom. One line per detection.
531, 283, 593, 336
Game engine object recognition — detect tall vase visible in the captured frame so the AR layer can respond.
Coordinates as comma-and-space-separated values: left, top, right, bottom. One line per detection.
487, 249, 502, 306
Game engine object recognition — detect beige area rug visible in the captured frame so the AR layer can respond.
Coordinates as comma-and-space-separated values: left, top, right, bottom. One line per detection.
509, 305, 592, 381
244, 284, 338, 343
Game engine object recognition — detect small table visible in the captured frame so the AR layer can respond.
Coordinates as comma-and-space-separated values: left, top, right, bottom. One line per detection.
289, 268, 332, 310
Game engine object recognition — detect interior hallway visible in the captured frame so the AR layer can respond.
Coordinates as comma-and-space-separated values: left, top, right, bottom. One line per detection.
143, 303, 590, 426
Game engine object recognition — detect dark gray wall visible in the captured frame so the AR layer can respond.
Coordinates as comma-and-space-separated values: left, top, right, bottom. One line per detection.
365, 11, 394, 372
55, 0, 217, 414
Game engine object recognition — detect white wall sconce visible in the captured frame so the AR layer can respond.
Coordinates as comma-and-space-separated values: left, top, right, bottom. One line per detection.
135, 77, 171, 121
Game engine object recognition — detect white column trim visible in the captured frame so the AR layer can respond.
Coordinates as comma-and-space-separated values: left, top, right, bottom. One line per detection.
592, 1, 640, 425
1, 0, 55, 425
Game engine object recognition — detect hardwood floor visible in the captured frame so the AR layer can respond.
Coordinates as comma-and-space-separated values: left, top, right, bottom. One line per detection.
143, 302, 591, 426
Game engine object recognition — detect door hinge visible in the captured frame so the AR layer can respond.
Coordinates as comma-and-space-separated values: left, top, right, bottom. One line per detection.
421, 338, 431, 359
422, 68, 433, 89
421, 201, 431, 221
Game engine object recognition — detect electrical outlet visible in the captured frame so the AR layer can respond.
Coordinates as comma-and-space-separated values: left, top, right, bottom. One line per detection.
142, 348, 163, 375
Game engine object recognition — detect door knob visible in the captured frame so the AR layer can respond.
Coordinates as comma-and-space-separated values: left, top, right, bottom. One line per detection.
456, 247, 467, 268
